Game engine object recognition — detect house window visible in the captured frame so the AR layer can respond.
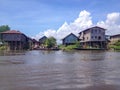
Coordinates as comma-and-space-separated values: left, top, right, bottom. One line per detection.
91, 36, 93, 39
95, 29, 97, 33
87, 37, 88, 40
98, 36, 101, 40
99, 30, 101, 33
91, 30, 93, 33
95, 36, 97, 39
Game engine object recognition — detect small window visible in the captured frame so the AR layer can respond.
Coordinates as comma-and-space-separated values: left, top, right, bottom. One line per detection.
83, 37, 85, 40
87, 37, 88, 40
91, 30, 93, 33
95, 36, 97, 39
98, 36, 101, 40
91, 36, 93, 39
99, 30, 101, 33
95, 29, 97, 33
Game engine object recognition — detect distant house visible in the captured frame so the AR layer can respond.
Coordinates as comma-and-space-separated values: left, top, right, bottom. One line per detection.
39, 36, 47, 45
110, 34, 120, 44
1, 30, 28, 50
27, 37, 34, 50
79, 26, 107, 49
62, 33, 79, 45
32, 39, 39, 49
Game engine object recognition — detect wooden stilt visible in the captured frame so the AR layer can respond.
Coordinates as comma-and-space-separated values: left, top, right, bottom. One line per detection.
101, 41, 102, 49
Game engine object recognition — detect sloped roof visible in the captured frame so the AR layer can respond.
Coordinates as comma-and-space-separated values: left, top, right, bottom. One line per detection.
110, 34, 120, 38
62, 33, 79, 40
1, 30, 28, 39
39, 36, 47, 41
79, 26, 106, 34
32, 39, 39, 43
1, 30, 22, 34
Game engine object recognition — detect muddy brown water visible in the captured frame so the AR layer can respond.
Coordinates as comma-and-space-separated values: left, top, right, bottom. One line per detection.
0, 50, 120, 90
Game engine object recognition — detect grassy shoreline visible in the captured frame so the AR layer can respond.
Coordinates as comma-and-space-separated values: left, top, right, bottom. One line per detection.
108, 41, 120, 50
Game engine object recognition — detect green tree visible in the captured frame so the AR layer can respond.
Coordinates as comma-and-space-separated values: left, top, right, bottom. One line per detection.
75, 41, 81, 48
45, 37, 56, 48
0, 25, 10, 32
109, 40, 120, 50
0, 25, 10, 40
114, 40, 120, 46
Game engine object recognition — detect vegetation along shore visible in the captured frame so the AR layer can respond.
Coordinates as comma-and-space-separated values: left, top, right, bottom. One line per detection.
0, 25, 120, 51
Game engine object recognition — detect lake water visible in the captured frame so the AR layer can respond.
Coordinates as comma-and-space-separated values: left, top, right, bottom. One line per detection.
0, 50, 120, 90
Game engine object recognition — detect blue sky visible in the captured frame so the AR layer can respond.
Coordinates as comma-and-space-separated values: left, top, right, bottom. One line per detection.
0, 0, 120, 39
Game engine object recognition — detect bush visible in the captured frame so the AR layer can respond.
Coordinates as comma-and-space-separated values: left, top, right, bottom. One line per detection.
114, 41, 120, 46
45, 37, 56, 48
59, 44, 78, 51
0, 45, 7, 50
109, 40, 120, 50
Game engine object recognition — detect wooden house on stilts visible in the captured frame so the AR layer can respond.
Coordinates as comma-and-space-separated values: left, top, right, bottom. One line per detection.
79, 26, 107, 49
1, 30, 28, 50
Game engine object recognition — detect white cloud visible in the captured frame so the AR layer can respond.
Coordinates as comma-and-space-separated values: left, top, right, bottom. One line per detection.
34, 10, 120, 43
106, 12, 120, 25
32, 29, 56, 40
33, 10, 93, 42
69, 10, 93, 36
72, 10, 92, 28
56, 22, 72, 39
97, 12, 120, 35
44, 29, 56, 37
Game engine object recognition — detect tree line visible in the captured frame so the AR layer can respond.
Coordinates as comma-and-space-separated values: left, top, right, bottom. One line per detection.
0, 25, 10, 40
0, 25, 57, 49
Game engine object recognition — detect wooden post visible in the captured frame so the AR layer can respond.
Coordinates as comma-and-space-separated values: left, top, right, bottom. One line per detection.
100, 41, 102, 49
20, 41, 22, 50
90, 41, 92, 48
11, 41, 13, 50
15, 41, 17, 51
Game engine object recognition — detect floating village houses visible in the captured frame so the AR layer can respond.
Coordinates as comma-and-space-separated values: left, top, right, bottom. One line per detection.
0, 30, 36, 50
1, 26, 117, 51
39, 36, 47, 48
62, 33, 79, 45
110, 34, 120, 44
32, 39, 39, 49
39, 36, 47, 45
27, 37, 34, 50
79, 26, 107, 49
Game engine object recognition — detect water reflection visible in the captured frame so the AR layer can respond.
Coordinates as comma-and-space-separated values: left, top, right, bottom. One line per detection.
0, 50, 120, 90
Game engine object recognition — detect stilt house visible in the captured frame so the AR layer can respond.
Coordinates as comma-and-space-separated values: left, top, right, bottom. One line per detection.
1, 30, 28, 50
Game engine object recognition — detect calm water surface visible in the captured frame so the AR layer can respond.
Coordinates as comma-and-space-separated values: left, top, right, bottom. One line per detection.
0, 50, 120, 90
